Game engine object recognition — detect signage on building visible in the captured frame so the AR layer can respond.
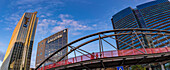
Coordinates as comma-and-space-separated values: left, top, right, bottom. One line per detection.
23, 17, 29, 27
47, 34, 62, 43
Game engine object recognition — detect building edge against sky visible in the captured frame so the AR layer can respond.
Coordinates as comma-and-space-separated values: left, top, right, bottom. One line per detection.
36, 29, 68, 68
111, 0, 170, 50
1, 12, 38, 70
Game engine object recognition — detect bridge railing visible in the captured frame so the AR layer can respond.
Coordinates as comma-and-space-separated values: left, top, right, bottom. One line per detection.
38, 47, 170, 70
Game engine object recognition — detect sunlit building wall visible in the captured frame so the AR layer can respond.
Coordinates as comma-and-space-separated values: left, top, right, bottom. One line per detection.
36, 29, 68, 67
1, 12, 38, 70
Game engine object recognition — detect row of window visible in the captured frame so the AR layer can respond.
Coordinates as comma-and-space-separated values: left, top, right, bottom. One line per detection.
145, 10, 169, 22
114, 14, 137, 28
141, 6, 169, 18
113, 7, 133, 23
146, 13, 169, 25
147, 17, 170, 27
140, 2, 170, 15
151, 21, 170, 29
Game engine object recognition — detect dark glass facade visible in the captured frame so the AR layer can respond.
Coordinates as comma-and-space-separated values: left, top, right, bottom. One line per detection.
111, 0, 170, 50
111, 7, 144, 50
137, 0, 170, 48
36, 29, 68, 67
1, 12, 38, 70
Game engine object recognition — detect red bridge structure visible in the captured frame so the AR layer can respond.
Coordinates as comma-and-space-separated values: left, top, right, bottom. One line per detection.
36, 28, 170, 70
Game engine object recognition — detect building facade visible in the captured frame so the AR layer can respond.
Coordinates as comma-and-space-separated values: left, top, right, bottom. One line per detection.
1, 12, 38, 70
111, 0, 170, 50
111, 7, 144, 50
36, 29, 68, 67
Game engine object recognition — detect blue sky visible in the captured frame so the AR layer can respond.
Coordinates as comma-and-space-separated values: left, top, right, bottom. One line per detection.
0, 0, 164, 68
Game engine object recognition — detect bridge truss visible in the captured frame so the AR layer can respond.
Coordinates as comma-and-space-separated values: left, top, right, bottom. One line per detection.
36, 28, 170, 70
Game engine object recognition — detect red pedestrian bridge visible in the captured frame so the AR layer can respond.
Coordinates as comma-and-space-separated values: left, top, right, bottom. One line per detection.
38, 47, 170, 70
36, 28, 170, 70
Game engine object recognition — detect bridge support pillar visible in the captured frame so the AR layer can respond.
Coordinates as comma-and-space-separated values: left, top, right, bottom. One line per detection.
149, 67, 152, 70
161, 64, 165, 70
149, 64, 152, 70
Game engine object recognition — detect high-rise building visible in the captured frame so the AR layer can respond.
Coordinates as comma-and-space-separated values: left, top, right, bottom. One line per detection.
1, 12, 38, 70
111, 0, 170, 50
36, 29, 68, 67
111, 7, 143, 50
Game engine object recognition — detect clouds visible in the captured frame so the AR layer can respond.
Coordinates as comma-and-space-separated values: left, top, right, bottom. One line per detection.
5, 13, 21, 25
14, 0, 64, 6
37, 19, 57, 37
55, 14, 93, 31
3, 12, 23, 31
51, 26, 65, 33
37, 14, 94, 37
9, 0, 64, 18
0, 42, 6, 47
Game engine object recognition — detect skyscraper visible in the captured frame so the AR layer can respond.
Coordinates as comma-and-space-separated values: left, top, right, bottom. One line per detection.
111, 7, 143, 50
1, 12, 38, 70
36, 29, 68, 68
111, 0, 170, 50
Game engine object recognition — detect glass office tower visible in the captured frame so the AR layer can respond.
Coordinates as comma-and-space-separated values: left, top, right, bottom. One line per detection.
111, 0, 170, 50
136, 0, 170, 48
1, 12, 38, 70
36, 29, 68, 67
111, 7, 144, 50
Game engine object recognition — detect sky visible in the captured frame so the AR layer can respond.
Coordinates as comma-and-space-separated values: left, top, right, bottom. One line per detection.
0, 0, 167, 68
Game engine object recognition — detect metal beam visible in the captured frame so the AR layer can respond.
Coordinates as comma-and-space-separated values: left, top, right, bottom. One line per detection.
155, 54, 165, 62
160, 31, 170, 45
99, 34, 102, 58
133, 30, 147, 54
102, 38, 117, 50
70, 46, 98, 58
102, 34, 146, 54
48, 59, 62, 66
152, 35, 160, 48
69, 46, 91, 58
74, 48, 77, 62
101, 60, 106, 69
120, 58, 126, 66
136, 56, 147, 64
81, 63, 91, 70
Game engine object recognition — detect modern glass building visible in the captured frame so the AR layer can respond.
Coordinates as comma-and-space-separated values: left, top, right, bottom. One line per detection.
1, 12, 38, 70
36, 29, 68, 68
136, 0, 170, 48
111, 0, 170, 50
111, 7, 144, 50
